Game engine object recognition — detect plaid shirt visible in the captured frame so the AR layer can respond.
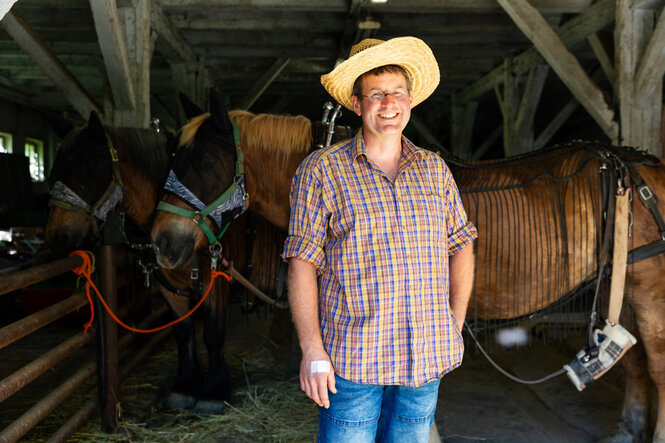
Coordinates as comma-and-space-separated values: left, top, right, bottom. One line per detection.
283, 131, 477, 387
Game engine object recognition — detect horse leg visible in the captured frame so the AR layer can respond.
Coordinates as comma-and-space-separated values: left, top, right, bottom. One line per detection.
603, 340, 652, 443
161, 289, 204, 409
193, 285, 231, 414
636, 303, 665, 443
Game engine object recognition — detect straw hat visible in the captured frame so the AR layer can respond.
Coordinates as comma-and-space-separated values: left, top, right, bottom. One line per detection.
321, 36, 440, 111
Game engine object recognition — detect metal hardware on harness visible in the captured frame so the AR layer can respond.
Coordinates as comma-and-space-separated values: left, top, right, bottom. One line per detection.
325, 104, 343, 147
209, 243, 222, 271
321, 101, 334, 125
138, 259, 157, 288
564, 321, 636, 391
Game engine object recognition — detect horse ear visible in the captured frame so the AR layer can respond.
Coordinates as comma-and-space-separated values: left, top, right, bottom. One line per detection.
43, 111, 74, 139
179, 92, 204, 119
87, 111, 106, 141
209, 89, 232, 132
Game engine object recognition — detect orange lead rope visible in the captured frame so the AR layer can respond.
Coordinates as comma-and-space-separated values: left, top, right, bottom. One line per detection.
69, 250, 232, 333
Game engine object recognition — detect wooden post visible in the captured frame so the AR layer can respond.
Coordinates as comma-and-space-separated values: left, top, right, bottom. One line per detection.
98, 245, 118, 432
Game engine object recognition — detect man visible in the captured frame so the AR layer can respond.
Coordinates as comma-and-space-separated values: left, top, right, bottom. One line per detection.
282, 36, 477, 442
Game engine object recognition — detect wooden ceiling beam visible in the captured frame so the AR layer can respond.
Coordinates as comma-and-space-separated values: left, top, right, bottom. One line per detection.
0, 9, 100, 118
497, 0, 617, 140
236, 56, 290, 110
89, 0, 135, 110
634, 6, 665, 103
456, 0, 614, 104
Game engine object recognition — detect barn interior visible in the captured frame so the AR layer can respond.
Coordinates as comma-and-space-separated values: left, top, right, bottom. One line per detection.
1, 0, 664, 441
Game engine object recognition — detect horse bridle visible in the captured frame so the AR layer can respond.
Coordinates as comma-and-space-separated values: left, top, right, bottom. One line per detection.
49, 133, 125, 237
157, 119, 248, 247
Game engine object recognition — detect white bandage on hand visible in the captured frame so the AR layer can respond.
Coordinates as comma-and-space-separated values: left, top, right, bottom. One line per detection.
310, 360, 331, 374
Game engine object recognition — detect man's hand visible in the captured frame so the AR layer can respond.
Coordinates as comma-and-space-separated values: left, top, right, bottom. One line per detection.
299, 349, 337, 408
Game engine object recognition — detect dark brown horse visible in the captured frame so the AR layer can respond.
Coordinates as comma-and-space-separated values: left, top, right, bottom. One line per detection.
152, 101, 665, 440
44, 110, 237, 414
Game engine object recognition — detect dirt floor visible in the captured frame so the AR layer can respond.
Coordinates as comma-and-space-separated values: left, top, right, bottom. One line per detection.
1, 299, 626, 442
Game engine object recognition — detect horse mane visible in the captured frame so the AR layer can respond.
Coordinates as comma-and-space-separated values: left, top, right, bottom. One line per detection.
110, 126, 170, 184
228, 110, 312, 156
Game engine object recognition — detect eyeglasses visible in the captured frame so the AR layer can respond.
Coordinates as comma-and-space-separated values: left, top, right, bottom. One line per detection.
362, 90, 409, 103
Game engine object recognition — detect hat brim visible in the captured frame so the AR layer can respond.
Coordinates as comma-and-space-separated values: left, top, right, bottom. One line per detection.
321, 37, 440, 111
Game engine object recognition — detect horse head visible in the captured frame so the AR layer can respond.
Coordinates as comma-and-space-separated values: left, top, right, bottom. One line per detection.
45, 111, 121, 255
151, 90, 242, 269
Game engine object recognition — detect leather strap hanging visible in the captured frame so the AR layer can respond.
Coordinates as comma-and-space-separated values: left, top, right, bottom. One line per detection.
608, 188, 630, 325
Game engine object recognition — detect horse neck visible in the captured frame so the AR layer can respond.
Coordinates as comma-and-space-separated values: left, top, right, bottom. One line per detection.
243, 145, 307, 232
112, 133, 167, 232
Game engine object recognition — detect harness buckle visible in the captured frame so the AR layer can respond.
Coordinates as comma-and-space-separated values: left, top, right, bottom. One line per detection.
190, 267, 199, 281
638, 184, 654, 202
209, 242, 222, 270
192, 211, 203, 224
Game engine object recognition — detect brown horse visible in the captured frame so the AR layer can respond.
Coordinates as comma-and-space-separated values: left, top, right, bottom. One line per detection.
44, 110, 237, 414
150, 91, 311, 267
448, 142, 665, 443
153, 100, 665, 440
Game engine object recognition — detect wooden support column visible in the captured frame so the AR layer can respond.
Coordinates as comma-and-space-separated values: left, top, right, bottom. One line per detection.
91, 0, 155, 127
515, 64, 549, 153
616, 0, 664, 156
451, 100, 478, 159
498, 58, 520, 157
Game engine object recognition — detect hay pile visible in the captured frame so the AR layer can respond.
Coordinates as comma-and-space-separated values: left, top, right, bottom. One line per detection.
70, 316, 318, 442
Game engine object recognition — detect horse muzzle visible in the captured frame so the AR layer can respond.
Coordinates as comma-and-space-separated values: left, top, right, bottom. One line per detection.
151, 231, 197, 270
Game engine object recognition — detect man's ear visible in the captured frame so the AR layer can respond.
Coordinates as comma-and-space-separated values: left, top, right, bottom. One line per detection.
351, 96, 362, 117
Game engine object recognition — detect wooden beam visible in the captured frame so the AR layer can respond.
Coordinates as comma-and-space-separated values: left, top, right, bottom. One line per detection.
497, 0, 617, 140
456, 0, 614, 104
451, 101, 478, 158
587, 32, 615, 87
472, 124, 502, 160
237, 56, 290, 110
634, 6, 665, 104
534, 98, 579, 150
0, 0, 18, 21
615, 0, 636, 145
114, 0, 154, 127
150, 0, 198, 64
409, 114, 446, 152
89, 0, 135, 110
0, 10, 100, 118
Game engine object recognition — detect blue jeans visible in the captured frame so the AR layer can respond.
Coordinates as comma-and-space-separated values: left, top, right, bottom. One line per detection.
317, 375, 441, 443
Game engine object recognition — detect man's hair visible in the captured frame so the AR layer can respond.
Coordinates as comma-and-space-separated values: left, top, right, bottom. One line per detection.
351, 65, 412, 99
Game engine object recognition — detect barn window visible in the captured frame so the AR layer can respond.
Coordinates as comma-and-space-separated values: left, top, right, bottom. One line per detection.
0, 132, 12, 153
24, 137, 44, 181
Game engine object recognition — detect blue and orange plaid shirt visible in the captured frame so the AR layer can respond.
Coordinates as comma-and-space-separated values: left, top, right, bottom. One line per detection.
282, 131, 477, 387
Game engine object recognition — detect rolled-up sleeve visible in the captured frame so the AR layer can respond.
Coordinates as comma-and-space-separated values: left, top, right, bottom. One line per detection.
282, 153, 329, 272
444, 167, 478, 256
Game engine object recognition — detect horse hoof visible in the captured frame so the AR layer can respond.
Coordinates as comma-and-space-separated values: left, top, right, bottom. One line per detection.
193, 399, 225, 415
165, 392, 196, 409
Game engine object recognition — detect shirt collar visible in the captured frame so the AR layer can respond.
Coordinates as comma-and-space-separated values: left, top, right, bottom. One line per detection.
350, 130, 425, 165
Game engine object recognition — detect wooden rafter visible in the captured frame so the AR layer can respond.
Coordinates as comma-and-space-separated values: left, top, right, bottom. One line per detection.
0, 10, 100, 118
89, 0, 135, 110
456, 0, 614, 105
237, 56, 290, 110
497, 0, 618, 140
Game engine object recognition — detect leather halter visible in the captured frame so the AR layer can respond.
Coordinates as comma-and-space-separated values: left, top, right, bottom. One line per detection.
157, 120, 247, 246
